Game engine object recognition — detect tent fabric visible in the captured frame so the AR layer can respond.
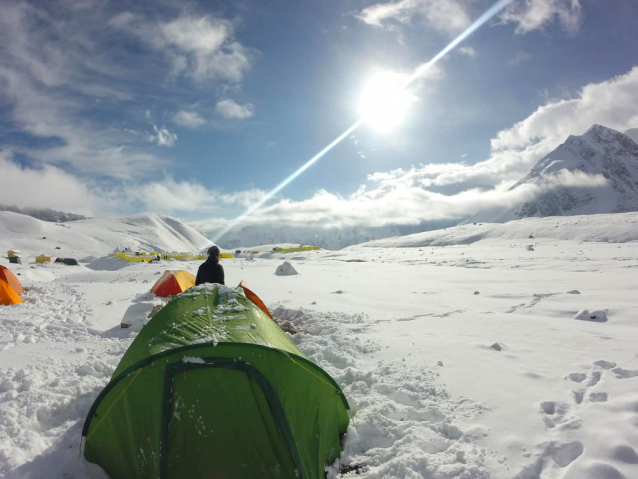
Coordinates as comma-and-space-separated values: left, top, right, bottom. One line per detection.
238, 280, 273, 318
83, 284, 349, 479
55, 258, 79, 266
150, 270, 196, 297
276, 261, 298, 276
0, 279, 22, 306
0, 266, 23, 294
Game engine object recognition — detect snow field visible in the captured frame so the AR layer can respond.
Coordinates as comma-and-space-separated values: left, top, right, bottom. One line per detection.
275, 307, 492, 478
1, 214, 638, 478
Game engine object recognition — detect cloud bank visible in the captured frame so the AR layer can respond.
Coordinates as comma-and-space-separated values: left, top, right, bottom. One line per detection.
358, 0, 584, 35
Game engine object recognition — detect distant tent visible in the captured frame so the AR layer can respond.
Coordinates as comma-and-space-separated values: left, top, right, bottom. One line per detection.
0, 279, 22, 306
83, 285, 349, 479
55, 258, 79, 266
150, 270, 196, 297
276, 261, 298, 276
238, 280, 272, 318
0, 266, 23, 294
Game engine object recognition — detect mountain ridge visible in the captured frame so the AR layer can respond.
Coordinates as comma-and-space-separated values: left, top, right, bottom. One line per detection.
0, 211, 213, 260
468, 124, 638, 224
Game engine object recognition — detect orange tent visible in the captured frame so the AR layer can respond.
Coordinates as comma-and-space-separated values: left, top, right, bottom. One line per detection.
150, 270, 196, 298
0, 265, 23, 295
0, 279, 22, 306
238, 280, 273, 319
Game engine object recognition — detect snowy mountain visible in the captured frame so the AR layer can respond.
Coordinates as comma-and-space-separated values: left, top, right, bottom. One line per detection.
0, 211, 213, 261
208, 220, 460, 251
212, 225, 402, 251
471, 124, 638, 223
0, 204, 87, 222
359, 211, 638, 248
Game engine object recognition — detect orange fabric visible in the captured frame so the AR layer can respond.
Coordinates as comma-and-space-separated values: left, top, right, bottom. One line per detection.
0, 279, 22, 306
238, 280, 273, 319
151, 270, 196, 297
0, 266, 23, 295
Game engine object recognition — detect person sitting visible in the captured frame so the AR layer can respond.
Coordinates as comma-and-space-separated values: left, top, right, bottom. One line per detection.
195, 246, 225, 286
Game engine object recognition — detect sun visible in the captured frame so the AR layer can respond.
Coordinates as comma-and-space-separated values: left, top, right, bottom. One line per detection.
358, 72, 414, 132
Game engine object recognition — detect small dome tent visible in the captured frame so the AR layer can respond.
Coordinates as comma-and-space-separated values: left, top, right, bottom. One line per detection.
150, 270, 196, 297
82, 284, 349, 479
276, 261, 298, 276
0, 279, 22, 306
0, 266, 23, 294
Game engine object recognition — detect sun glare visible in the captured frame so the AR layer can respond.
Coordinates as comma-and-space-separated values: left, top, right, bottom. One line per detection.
358, 72, 413, 132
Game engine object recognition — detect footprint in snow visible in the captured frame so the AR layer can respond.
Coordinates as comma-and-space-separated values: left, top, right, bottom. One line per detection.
566, 372, 587, 383
611, 368, 638, 379
588, 392, 608, 402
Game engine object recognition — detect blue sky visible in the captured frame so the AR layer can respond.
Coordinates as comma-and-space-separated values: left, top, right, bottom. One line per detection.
1, 0, 637, 235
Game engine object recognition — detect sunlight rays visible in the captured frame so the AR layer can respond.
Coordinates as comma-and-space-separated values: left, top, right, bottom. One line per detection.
213, 0, 516, 243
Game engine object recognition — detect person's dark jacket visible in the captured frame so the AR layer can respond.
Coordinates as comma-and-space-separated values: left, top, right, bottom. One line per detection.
195, 258, 225, 286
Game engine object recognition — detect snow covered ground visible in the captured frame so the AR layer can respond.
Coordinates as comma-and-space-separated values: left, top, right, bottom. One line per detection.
0, 212, 213, 262
1, 213, 638, 479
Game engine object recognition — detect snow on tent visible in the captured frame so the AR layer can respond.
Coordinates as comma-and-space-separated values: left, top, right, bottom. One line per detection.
0, 265, 23, 294
276, 261, 298, 276
150, 270, 196, 297
82, 283, 349, 479
0, 279, 22, 306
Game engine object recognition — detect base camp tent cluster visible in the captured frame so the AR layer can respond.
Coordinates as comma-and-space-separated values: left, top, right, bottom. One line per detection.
82, 282, 349, 478
0, 266, 23, 306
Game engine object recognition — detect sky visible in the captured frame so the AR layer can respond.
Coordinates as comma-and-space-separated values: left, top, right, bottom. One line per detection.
0, 0, 637, 237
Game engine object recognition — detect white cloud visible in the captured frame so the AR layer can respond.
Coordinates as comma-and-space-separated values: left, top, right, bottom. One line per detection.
174, 110, 206, 128
0, 151, 269, 217
458, 46, 476, 57
190, 66, 638, 231
0, 2, 170, 178
149, 125, 178, 147
0, 153, 102, 216
215, 99, 254, 120
358, 0, 472, 36
500, 0, 583, 34
359, 0, 583, 36
113, 14, 251, 83
191, 169, 606, 231
508, 51, 531, 65
402, 66, 638, 188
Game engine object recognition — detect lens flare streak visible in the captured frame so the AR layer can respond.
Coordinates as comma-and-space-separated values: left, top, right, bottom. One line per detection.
214, 0, 515, 242
212, 119, 364, 242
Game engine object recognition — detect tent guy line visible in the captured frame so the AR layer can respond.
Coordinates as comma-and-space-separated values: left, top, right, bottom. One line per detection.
212, 0, 516, 243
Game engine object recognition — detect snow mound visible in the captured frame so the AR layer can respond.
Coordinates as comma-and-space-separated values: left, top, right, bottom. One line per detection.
358, 211, 638, 248
574, 309, 608, 322
79, 255, 99, 264
86, 257, 131, 271
275, 261, 298, 276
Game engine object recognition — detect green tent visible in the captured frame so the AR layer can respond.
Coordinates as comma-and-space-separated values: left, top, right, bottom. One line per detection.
82, 284, 349, 479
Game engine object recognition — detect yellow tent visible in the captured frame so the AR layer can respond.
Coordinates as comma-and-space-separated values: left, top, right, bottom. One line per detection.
0, 279, 22, 306
150, 270, 196, 297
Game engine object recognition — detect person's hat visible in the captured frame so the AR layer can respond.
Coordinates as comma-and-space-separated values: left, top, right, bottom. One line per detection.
208, 245, 221, 257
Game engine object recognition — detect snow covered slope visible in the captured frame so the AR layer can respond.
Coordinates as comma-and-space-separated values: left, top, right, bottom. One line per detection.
211, 224, 404, 251
360, 211, 638, 248
0, 212, 213, 261
204, 220, 461, 251
471, 125, 638, 223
